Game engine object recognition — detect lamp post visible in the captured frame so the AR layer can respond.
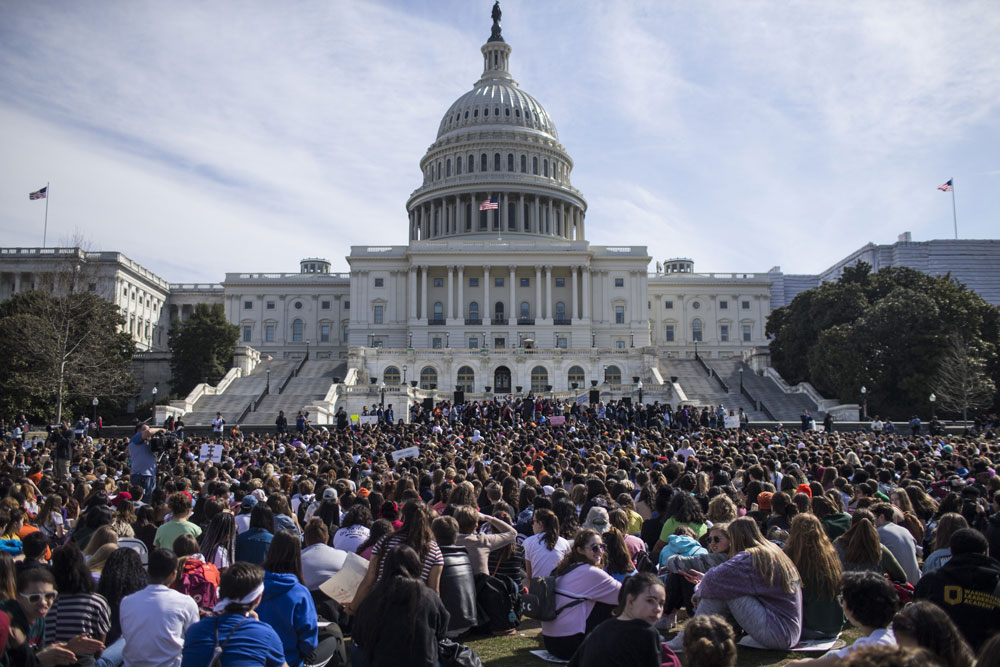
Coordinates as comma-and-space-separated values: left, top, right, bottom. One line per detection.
266, 368, 271, 394
694, 341, 699, 360
739, 367, 744, 393
402, 364, 407, 385
92, 397, 98, 423
637, 380, 643, 405
151, 385, 158, 420
380, 381, 386, 408
591, 331, 596, 348
445, 332, 450, 348
305, 339, 310, 360
860, 386, 867, 422
630, 330, 634, 347
929, 392, 936, 420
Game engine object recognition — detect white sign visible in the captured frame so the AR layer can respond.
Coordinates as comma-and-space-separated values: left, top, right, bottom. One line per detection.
359, 415, 378, 426
318, 552, 370, 604
200, 443, 223, 463
549, 416, 566, 426
723, 416, 740, 429
391, 446, 420, 463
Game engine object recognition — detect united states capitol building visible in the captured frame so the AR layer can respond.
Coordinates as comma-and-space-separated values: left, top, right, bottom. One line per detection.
2, 8, 998, 424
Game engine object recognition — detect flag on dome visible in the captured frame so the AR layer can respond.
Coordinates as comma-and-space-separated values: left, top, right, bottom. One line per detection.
479, 196, 499, 210
29, 186, 47, 200
938, 179, 953, 192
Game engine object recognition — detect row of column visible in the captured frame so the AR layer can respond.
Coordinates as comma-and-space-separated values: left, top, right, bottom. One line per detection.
408, 192, 585, 241
407, 265, 592, 322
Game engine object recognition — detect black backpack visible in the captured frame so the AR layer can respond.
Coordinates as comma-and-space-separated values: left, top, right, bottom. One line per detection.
521, 563, 587, 621
474, 573, 520, 632
633, 549, 657, 574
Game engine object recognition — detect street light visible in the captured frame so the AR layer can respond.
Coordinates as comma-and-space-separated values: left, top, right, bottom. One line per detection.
860, 385, 867, 421
637, 380, 643, 405
151, 385, 158, 420
266, 368, 271, 394
380, 381, 386, 407
630, 330, 635, 347
306, 339, 311, 360
92, 397, 99, 423
445, 332, 450, 348
408, 331, 413, 349
929, 392, 936, 420
402, 364, 407, 384
739, 367, 744, 393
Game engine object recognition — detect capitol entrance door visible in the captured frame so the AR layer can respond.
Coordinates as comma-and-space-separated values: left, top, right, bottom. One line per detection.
494, 366, 511, 394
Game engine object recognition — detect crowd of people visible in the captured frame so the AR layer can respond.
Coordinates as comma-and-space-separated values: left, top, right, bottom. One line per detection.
0, 395, 998, 666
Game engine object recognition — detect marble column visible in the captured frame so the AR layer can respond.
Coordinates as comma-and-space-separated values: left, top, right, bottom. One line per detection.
409, 267, 417, 319
545, 266, 553, 320
509, 266, 516, 321
483, 265, 491, 324
534, 265, 542, 319
582, 268, 591, 319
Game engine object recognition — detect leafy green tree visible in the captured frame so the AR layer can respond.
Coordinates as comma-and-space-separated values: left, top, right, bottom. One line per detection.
168, 303, 239, 396
768, 263, 1000, 418
0, 290, 136, 423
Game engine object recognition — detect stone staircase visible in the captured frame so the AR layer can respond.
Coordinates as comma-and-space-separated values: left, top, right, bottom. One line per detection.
184, 359, 298, 425
250, 360, 347, 423
661, 359, 764, 419
706, 358, 822, 422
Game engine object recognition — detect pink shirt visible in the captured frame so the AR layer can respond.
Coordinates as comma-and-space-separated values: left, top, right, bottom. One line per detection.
541, 564, 621, 637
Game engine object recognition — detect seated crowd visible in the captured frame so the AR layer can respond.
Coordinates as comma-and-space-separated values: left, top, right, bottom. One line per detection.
0, 398, 998, 667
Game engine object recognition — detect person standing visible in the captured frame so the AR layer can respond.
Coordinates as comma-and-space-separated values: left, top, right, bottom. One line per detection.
129, 423, 164, 501
276, 411, 288, 435
120, 548, 200, 667
48, 420, 74, 480
212, 412, 226, 441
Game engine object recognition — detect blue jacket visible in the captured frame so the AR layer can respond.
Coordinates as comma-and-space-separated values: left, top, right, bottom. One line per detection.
235, 527, 273, 565
256, 571, 318, 667
658, 534, 708, 568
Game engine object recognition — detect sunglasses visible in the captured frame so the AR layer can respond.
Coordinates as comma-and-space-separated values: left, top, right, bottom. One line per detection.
710, 535, 725, 543
20, 592, 57, 604
589, 544, 606, 553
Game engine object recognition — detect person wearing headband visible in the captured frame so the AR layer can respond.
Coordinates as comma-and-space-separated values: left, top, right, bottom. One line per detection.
182, 562, 286, 667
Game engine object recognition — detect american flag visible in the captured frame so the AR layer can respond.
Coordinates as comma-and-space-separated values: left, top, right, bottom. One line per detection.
479, 196, 499, 211
29, 186, 47, 200
938, 179, 953, 192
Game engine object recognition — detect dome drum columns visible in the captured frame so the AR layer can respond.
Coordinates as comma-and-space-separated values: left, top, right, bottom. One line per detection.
408, 192, 583, 241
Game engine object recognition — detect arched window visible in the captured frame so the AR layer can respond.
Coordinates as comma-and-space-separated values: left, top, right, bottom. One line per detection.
468, 301, 479, 320
436, 162, 441, 180
520, 301, 530, 318
292, 319, 303, 342
604, 365, 622, 384
468, 154, 475, 173
692, 318, 703, 342
507, 153, 514, 171
494, 153, 501, 171
481, 153, 487, 172
520, 155, 527, 173
532, 156, 539, 175
456, 366, 475, 392
446, 159, 451, 177
555, 301, 565, 318
456, 156, 462, 174
543, 159, 549, 177
567, 365, 585, 387
383, 366, 401, 385
419, 367, 438, 389
433, 302, 444, 321
530, 366, 549, 393
494, 301, 505, 322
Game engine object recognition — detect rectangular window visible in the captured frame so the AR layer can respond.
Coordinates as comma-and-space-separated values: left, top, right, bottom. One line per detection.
720, 325, 729, 342
614, 278, 624, 288
615, 340, 626, 349
469, 338, 479, 349
243, 326, 251, 342
320, 325, 330, 342
556, 336, 568, 349
520, 278, 530, 287
265, 325, 275, 342
432, 337, 442, 349
372, 339, 384, 348
344, 301, 350, 310
615, 305, 625, 324
373, 305, 384, 324
742, 300, 751, 309
434, 278, 444, 287
495, 278, 504, 287
665, 300, 673, 309
665, 325, 675, 342
720, 300, 728, 309
374, 278, 384, 287
266, 301, 275, 310
494, 337, 505, 348
321, 300, 330, 310
555, 278, 565, 287
469, 278, 479, 287
743, 325, 752, 342
243, 301, 253, 310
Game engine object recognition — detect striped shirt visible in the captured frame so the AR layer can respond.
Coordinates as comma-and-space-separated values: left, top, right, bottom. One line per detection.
371, 532, 443, 582
44, 592, 111, 646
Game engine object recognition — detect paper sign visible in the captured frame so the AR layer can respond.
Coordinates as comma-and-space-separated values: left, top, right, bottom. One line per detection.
200, 443, 223, 463
723, 416, 740, 429
549, 416, 566, 426
391, 446, 420, 463
359, 415, 378, 425
350, 414, 360, 422
318, 552, 370, 604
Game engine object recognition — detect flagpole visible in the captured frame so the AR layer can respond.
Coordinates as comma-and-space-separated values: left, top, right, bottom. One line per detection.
42, 182, 50, 247
950, 178, 958, 239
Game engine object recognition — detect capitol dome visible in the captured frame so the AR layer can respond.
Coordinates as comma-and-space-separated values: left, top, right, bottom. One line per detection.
406, 5, 586, 244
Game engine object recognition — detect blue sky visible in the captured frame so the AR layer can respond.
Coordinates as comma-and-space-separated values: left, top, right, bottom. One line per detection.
1, 1, 998, 283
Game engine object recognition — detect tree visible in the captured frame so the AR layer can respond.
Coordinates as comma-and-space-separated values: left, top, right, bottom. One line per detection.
0, 290, 136, 423
168, 303, 239, 396
934, 335, 996, 427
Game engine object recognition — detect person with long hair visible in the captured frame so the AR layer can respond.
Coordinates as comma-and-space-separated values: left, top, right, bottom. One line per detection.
566, 573, 677, 667
785, 513, 845, 638
352, 544, 449, 667
659, 522, 732, 630
45, 544, 111, 661
523, 508, 571, 579
540, 529, 623, 660
0, 552, 16, 602
891, 600, 974, 667
833, 510, 907, 582
922, 513, 968, 575
35, 495, 66, 541
95, 547, 147, 663
604, 528, 637, 582
181, 562, 285, 666
236, 504, 275, 565
668, 517, 802, 651
355, 518, 393, 560
652, 492, 707, 558
347, 500, 443, 613
200, 510, 237, 571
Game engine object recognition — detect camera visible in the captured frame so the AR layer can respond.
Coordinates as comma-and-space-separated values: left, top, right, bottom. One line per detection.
149, 432, 180, 453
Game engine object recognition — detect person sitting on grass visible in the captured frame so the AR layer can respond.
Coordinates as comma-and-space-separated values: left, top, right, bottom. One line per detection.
682, 614, 737, 667
785, 570, 899, 667
891, 600, 974, 667
567, 572, 680, 667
